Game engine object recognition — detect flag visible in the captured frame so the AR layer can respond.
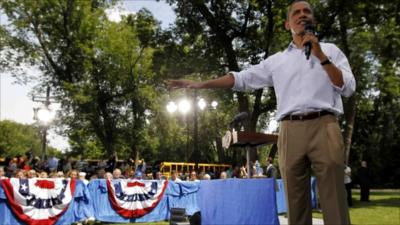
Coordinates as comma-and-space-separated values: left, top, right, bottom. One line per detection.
106, 179, 167, 218
1, 178, 76, 225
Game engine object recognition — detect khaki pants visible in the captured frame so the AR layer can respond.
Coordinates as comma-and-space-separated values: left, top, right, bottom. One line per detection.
278, 115, 350, 225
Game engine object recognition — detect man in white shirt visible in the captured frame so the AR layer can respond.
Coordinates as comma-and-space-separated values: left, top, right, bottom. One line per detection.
344, 165, 353, 206
169, 1, 354, 224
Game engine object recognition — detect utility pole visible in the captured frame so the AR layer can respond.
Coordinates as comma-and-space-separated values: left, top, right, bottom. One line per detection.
42, 87, 50, 160
193, 90, 199, 172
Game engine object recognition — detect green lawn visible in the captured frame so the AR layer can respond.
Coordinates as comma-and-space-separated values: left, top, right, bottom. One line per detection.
313, 190, 400, 225
88, 190, 399, 225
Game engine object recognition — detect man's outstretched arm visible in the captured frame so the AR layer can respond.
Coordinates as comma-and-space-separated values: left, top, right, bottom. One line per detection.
168, 73, 235, 89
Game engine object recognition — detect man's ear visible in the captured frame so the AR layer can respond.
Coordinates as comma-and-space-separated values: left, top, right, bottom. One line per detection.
284, 20, 290, 31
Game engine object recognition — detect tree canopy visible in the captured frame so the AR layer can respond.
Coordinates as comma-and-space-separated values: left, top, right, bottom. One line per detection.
0, 120, 59, 157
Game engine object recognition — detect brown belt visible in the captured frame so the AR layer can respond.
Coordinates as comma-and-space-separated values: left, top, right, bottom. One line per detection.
281, 110, 334, 121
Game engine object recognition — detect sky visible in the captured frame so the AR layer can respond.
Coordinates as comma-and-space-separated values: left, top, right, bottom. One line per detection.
0, 0, 277, 151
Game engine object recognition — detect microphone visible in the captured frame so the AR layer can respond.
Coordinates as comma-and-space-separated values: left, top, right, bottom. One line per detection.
229, 112, 248, 128
304, 22, 314, 60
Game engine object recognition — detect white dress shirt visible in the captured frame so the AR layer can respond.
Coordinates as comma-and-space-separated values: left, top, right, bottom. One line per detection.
232, 42, 356, 121
344, 166, 352, 184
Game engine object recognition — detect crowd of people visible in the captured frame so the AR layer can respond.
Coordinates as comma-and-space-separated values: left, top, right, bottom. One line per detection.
0, 152, 280, 184
0, 152, 370, 208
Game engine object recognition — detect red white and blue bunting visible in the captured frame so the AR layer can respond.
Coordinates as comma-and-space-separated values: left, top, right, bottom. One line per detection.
1, 178, 76, 225
106, 179, 168, 218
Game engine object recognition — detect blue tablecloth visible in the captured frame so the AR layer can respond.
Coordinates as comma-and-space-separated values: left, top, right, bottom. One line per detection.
87, 179, 200, 223
275, 177, 317, 214
199, 178, 279, 225
1, 177, 316, 224
166, 181, 201, 216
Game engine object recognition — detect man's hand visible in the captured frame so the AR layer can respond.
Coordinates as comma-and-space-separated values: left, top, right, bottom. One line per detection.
168, 74, 235, 90
168, 79, 203, 89
301, 33, 327, 61
302, 33, 344, 87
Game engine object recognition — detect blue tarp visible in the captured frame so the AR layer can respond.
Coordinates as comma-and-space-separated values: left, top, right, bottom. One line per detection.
1, 178, 317, 224
198, 178, 280, 225
88, 179, 169, 223
275, 177, 317, 214
275, 179, 287, 214
87, 179, 200, 223
0, 180, 94, 225
166, 181, 201, 216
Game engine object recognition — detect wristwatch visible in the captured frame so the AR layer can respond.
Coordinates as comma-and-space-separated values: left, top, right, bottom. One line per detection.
320, 58, 332, 66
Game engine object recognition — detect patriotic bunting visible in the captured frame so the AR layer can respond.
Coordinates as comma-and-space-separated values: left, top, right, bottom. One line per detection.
106, 179, 168, 218
1, 178, 76, 225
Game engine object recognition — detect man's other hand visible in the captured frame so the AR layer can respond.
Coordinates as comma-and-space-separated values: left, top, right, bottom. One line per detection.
168, 79, 203, 89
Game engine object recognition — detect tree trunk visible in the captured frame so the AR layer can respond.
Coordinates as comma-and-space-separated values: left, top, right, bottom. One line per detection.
343, 95, 356, 164
338, 3, 356, 165
215, 137, 225, 162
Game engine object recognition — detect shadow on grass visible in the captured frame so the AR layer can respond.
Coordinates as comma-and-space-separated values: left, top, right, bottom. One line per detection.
351, 193, 400, 209
366, 191, 400, 196
350, 197, 400, 209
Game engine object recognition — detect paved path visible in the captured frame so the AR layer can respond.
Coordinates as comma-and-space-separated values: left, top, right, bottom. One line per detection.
278, 216, 324, 225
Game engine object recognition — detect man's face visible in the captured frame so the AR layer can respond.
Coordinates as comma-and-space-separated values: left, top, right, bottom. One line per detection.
16, 171, 25, 178
69, 171, 77, 178
28, 171, 36, 178
361, 161, 367, 167
285, 1, 314, 35
113, 170, 121, 178
220, 172, 227, 179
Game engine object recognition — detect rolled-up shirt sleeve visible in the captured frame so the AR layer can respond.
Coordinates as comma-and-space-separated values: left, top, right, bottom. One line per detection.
231, 59, 274, 92
331, 45, 356, 97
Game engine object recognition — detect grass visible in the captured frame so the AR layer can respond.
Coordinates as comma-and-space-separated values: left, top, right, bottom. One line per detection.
86, 190, 400, 225
312, 190, 400, 225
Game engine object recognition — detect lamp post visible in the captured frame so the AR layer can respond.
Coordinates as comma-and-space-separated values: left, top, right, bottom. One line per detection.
167, 98, 191, 160
167, 92, 218, 166
33, 87, 55, 160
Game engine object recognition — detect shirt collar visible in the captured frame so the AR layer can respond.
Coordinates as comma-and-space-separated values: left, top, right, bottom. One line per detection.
287, 41, 303, 52
287, 42, 295, 51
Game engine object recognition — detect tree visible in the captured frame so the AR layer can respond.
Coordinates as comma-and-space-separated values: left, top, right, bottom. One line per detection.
0, 120, 59, 157
0, 1, 160, 160
162, 0, 289, 161
314, 0, 400, 187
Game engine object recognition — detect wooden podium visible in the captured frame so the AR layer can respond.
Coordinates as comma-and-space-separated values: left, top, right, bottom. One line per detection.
230, 131, 278, 178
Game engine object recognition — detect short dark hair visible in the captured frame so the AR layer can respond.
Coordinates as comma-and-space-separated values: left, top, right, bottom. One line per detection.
286, 0, 312, 19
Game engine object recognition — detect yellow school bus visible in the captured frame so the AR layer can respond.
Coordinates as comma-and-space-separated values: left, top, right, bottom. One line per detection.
159, 162, 231, 179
